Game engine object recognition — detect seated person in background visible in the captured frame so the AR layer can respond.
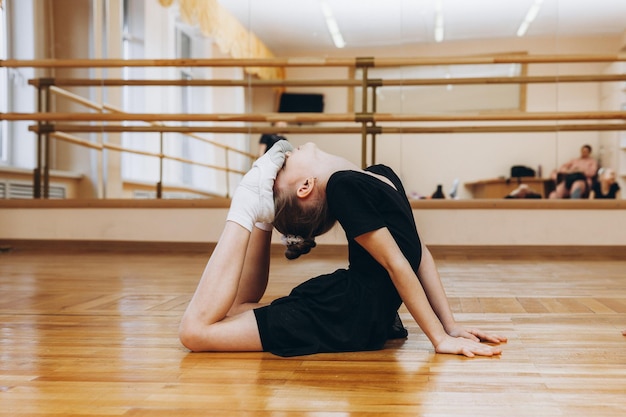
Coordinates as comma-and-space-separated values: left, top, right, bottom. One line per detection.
589, 167, 621, 199
505, 184, 542, 199
549, 144, 598, 199
258, 121, 288, 156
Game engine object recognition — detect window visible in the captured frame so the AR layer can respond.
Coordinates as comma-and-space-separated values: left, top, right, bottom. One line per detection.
0, 2, 8, 163
176, 30, 193, 186
3, 0, 38, 169
121, 0, 152, 184
121, 0, 204, 193
119, 1, 242, 197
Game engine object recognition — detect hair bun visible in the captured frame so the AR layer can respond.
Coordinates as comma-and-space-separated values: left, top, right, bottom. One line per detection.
281, 234, 317, 259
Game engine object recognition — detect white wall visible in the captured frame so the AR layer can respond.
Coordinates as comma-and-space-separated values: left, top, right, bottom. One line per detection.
7, 2, 623, 200
2, 205, 625, 247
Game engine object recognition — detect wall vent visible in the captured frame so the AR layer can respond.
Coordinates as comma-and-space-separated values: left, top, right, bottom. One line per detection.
133, 190, 154, 199
0, 180, 66, 199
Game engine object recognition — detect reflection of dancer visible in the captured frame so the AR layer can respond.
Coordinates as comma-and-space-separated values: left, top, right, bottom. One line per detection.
505, 184, 542, 199
589, 168, 621, 199
179, 141, 506, 358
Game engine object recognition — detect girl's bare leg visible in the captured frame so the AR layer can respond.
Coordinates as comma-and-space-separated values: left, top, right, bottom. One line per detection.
549, 182, 568, 199
229, 226, 273, 315
179, 221, 264, 352
179, 141, 292, 352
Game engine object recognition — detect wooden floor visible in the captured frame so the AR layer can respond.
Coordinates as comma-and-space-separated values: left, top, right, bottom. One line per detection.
1, 244, 625, 417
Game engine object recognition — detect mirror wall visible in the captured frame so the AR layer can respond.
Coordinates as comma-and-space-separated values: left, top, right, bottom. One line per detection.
0, 0, 624, 200
223, 0, 626, 201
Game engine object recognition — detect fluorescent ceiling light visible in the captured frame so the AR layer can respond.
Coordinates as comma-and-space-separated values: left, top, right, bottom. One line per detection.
517, 0, 544, 37
320, 0, 345, 48
434, 0, 444, 42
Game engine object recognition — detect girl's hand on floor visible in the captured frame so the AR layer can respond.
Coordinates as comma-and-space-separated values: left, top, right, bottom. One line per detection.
447, 325, 508, 345
435, 335, 503, 358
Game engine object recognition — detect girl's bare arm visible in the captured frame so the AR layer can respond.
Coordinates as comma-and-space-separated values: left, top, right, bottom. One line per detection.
355, 227, 504, 357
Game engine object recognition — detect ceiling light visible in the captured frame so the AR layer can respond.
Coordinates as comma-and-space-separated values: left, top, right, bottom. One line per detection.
434, 0, 444, 42
320, 0, 345, 48
517, 0, 544, 37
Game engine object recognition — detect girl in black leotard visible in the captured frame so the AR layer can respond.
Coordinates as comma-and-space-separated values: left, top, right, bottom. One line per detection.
179, 141, 506, 357
589, 168, 621, 199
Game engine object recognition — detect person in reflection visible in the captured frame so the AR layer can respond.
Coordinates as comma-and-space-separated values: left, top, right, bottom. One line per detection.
589, 167, 621, 199
258, 120, 288, 156
505, 184, 542, 199
549, 144, 598, 199
179, 141, 506, 357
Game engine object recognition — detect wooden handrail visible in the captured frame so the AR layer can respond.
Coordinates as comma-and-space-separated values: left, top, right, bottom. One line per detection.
5, 111, 626, 123
382, 124, 626, 133
0, 57, 356, 68
29, 123, 626, 135
26, 125, 357, 134
381, 74, 626, 86
3, 54, 626, 68
371, 53, 626, 66
29, 78, 362, 88
25, 73, 626, 88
